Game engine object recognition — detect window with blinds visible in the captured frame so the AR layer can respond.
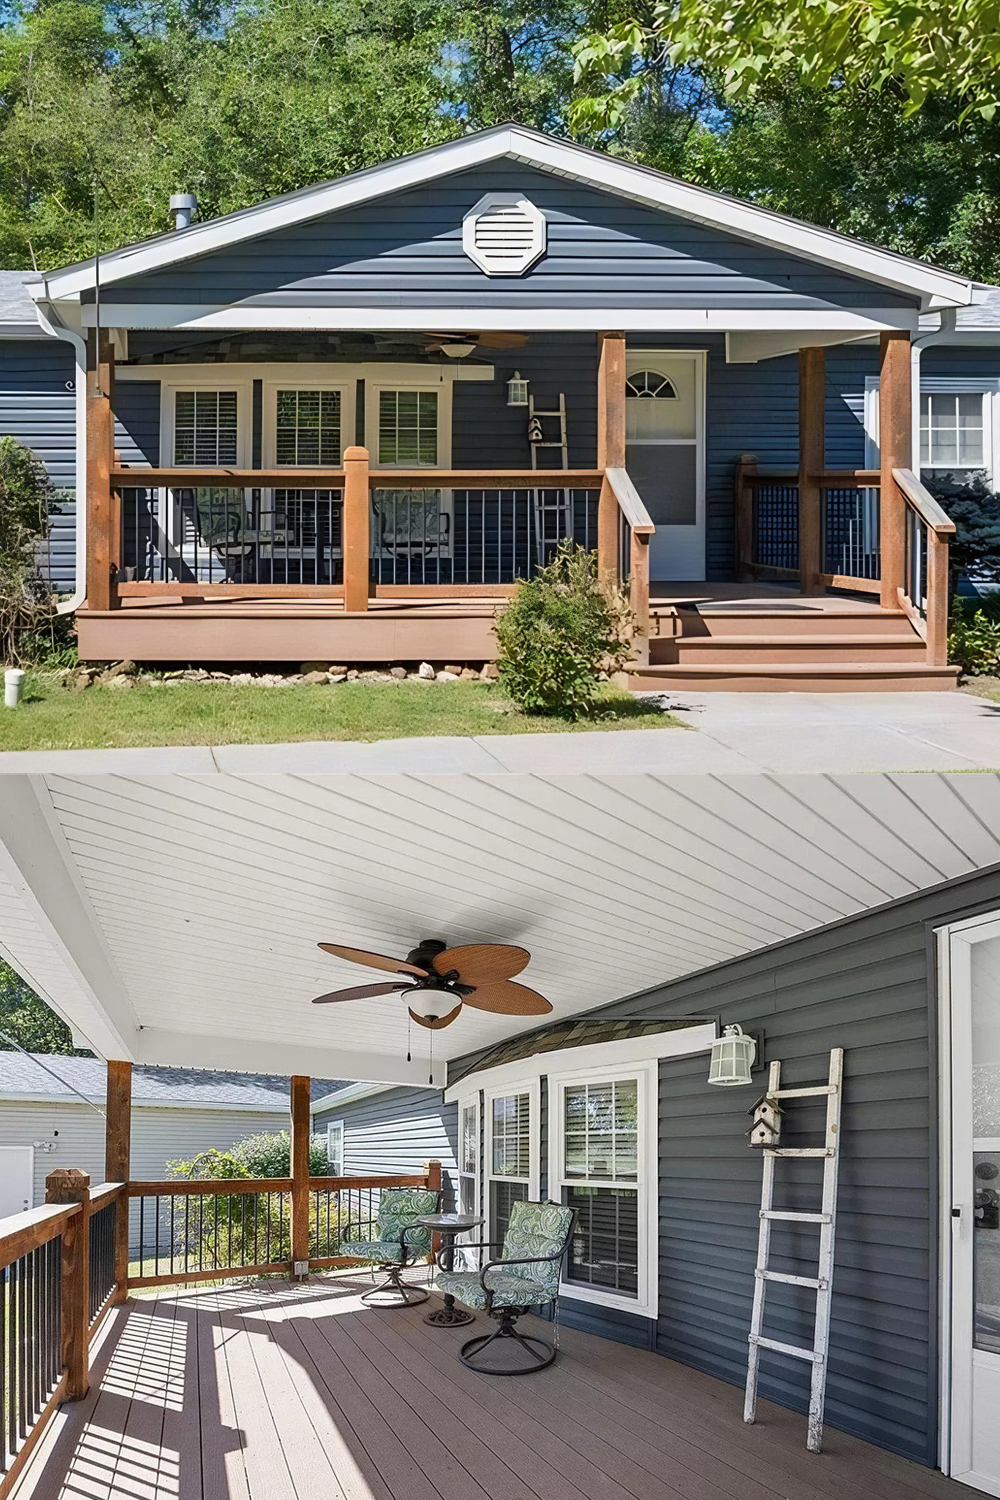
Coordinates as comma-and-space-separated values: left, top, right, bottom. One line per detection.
174, 390, 238, 466
378, 390, 438, 466
276, 389, 342, 467
488, 1089, 533, 1249
556, 1076, 642, 1301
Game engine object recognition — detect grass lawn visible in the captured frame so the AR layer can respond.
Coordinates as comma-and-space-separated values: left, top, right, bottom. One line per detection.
0, 673, 683, 751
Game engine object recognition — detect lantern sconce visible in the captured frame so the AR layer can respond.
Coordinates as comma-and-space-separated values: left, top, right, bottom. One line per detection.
507, 371, 529, 407
707, 1023, 759, 1087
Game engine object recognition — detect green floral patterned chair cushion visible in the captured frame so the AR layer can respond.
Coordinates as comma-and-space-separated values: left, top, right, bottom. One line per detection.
437, 1200, 574, 1312
347, 1187, 438, 1265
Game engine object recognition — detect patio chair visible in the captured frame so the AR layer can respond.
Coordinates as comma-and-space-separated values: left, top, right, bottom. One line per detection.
434, 1200, 576, 1375
342, 1186, 441, 1307
372, 488, 449, 578
194, 487, 264, 581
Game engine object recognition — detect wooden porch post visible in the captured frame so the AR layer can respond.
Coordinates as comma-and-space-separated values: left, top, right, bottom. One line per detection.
290, 1075, 311, 1275
45, 1169, 90, 1400
343, 445, 370, 612
734, 453, 758, 581
85, 330, 118, 612
798, 347, 825, 596
597, 332, 626, 580
878, 330, 911, 610
105, 1060, 131, 1303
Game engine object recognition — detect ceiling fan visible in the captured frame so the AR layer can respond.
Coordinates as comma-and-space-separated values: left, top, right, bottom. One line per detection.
311, 938, 552, 1031
426, 330, 528, 354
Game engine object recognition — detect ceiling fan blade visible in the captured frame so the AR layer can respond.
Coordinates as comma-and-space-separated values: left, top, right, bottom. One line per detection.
463, 981, 552, 1017
317, 943, 428, 978
312, 982, 412, 1004
433, 943, 530, 985
409, 1003, 463, 1031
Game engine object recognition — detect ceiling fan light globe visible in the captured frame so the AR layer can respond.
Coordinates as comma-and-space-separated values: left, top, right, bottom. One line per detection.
407, 989, 456, 1023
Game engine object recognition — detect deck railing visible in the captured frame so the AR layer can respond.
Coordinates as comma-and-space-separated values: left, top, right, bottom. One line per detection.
0, 1161, 441, 1498
736, 456, 884, 594
894, 468, 956, 666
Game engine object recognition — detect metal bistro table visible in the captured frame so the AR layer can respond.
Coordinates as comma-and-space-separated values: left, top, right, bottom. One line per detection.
416, 1212, 484, 1328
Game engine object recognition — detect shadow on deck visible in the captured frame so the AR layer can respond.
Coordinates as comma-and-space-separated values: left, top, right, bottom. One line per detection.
13, 1274, 970, 1500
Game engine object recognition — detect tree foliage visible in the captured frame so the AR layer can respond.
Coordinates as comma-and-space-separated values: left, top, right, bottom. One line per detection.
0, 957, 87, 1054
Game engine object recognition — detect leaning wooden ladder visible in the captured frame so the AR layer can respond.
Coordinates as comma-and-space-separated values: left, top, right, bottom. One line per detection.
744, 1047, 844, 1453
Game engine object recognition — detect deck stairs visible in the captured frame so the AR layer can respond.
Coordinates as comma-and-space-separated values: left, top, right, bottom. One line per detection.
626, 596, 960, 692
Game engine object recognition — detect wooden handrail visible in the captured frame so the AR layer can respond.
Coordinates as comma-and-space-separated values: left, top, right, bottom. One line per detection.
110, 467, 347, 487
128, 1177, 293, 1196
88, 1181, 125, 1209
604, 467, 655, 536
368, 468, 604, 488
110, 467, 606, 489
892, 468, 956, 535
0, 1202, 81, 1266
307, 1173, 430, 1191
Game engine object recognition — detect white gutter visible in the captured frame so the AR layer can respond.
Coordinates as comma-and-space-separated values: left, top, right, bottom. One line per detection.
33, 288, 87, 613
910, 306, 958, 469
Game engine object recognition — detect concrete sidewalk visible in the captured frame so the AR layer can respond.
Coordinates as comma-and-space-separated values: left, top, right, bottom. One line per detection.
0, 692, 997, 773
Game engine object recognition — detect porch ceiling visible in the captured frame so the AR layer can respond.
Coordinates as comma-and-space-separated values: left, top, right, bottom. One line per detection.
0, 770, 999, 1084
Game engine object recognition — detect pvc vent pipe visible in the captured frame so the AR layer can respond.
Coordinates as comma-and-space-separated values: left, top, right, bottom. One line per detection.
169, 193, 198, 231
4, 668, 25, 707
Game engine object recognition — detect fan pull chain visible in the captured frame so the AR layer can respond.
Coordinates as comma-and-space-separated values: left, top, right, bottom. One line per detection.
428, 1027, 434, 1086
406, 1010, 412, 1064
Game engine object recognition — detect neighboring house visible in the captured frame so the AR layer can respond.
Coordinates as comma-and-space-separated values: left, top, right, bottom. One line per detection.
0, 1050, 344, 1214
2, 124, 997, 686
312, 1080, 458, 1208
314, 865, 1000, 1488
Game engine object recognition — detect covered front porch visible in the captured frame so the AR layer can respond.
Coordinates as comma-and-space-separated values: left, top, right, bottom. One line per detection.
12, 1274, 970, 1500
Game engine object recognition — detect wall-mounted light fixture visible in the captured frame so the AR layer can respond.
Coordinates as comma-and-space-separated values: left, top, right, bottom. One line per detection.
507, 371, 529, 407
707, 1024, 757, 1086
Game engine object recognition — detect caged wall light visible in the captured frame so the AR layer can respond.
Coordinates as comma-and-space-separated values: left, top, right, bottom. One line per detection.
507, 371, 530, 407
707, 1024, 757, 1086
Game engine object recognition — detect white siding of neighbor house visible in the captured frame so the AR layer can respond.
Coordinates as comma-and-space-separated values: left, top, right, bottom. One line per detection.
314, 1086, 458, 1207
0, 1100, 288, 1206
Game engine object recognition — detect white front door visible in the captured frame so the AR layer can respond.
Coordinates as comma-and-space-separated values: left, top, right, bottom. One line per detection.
944, 916, 1000, 1496
625, 351, 706, 581
0, 1146, 33, 1218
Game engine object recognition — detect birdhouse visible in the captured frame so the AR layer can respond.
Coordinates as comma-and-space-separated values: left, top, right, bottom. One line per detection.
747, 1094, 782, 1148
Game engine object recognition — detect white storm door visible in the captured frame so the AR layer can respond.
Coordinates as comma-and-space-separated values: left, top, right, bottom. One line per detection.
0, 1146, 33, 1217
625, 352, 706, 581
946, 916, 1000, 1497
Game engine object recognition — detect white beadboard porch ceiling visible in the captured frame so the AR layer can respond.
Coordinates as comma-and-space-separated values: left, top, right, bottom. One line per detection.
1, 770, 999, 1085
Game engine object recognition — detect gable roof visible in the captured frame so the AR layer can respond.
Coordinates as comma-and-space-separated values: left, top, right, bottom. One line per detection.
35, 125, 978, 311
0, 1050, 346, 1111
0, 270, 44, 331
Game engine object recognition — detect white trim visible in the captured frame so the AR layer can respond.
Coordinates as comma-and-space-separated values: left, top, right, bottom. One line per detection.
36, 126, 975, 306
312, 1081, 390, 1114
365, 374, 453, 471
261, 375, 357, 471
865, 374, 1000, 484
74, 305, 923, 335
484, 1076, 541, 1243
326, 1119, 345, 1176
158, 375, 253, 469
626, 348, 706, 579
547, 1058, 658, 1320
456, 1090, 482, 1265
444, 1022, 716, 1104
130, 1025, 448, 1087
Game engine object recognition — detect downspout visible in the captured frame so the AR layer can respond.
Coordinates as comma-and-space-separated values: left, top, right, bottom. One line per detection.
31, 283, 88, 614
910, 306, 958, 469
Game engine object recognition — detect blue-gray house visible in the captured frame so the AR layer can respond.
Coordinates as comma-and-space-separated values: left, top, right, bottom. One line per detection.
4, 124, 998, 687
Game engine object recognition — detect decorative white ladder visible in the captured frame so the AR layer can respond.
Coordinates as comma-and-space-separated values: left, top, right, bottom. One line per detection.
744, 1047, 844, 1454
528, 392, 571, 562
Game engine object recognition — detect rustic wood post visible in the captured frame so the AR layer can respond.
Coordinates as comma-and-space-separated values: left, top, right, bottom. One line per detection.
927, 529, 950, 667
630, 532, 651, 660
343, 445, 370, 613
85, 329, 117, 613
105, 1060, 131, 1303
290, 1075, 311, 1275
734, 453, 758, 581
879, 330, 911, 611
45, 1169, 90, 1400
424, 1158, 443, 1261
597, 332, 626, 581
798, 347, 825, 596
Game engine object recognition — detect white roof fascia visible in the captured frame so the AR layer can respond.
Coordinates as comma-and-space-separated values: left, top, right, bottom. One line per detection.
35, 126, 975, 309
311, 1081, 392, 1114
0, 1091, 290, 1113
75, 304, 921, 336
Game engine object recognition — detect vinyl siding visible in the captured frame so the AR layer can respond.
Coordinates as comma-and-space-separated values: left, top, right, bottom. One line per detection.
104, 161, 917, 313
0, 338, 77, 591
442, 863, 1000, 1467
0, 1099, 287, 1207
314, 1086, 458, 1208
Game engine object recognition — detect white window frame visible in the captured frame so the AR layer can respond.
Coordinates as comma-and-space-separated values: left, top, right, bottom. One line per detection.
157, 369, 253, 471
365, 376, 453, 472
456, 1091, 483, 1267
484, 1077, 541, 1249
547, 1058, 658, 1319
864, 374, 1000, 486
326, 1119, 345, 1177
262, 372, 357, 471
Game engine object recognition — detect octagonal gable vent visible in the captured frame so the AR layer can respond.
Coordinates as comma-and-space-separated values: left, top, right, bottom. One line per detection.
463, 192, 546, 277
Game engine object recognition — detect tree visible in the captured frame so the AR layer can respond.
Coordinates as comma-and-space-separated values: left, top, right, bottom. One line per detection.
572, 1, 1000, 135
0, 958, 88, 1054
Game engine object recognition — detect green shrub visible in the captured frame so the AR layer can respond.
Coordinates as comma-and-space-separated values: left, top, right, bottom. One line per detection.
493, 540, 635, 718
948, 606, 1000, 677
0, 436, 56, 667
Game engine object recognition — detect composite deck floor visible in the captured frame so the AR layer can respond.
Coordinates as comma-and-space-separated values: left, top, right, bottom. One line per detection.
15, 1274, 971, 1500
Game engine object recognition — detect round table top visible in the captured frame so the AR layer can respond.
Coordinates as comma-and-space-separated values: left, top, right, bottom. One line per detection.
414, 1213, 484, 1232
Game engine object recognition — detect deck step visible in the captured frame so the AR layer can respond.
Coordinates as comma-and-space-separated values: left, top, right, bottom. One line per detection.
627, 662, 960, 693
659, 608, 916, 639
652, 634, 928, 666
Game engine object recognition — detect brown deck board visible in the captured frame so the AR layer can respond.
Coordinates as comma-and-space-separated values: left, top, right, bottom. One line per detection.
10, 1276, 975, 1500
